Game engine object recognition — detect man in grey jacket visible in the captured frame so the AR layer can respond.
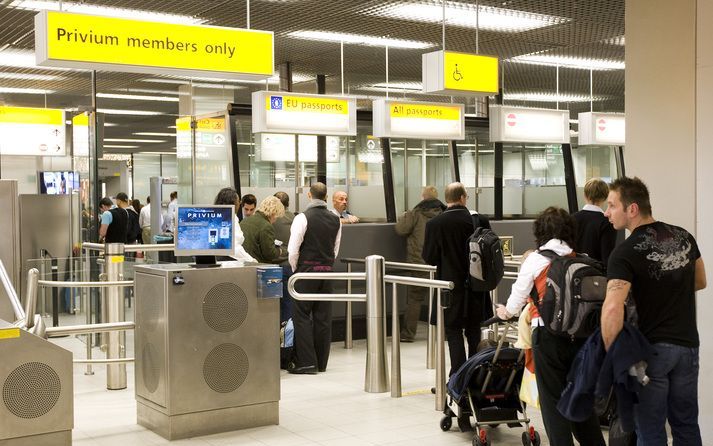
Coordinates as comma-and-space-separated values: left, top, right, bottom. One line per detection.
395, 186, 446, 342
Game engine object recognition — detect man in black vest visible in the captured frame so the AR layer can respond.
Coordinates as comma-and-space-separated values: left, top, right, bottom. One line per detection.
99, 193, 130, 243
287, 182, 342, 374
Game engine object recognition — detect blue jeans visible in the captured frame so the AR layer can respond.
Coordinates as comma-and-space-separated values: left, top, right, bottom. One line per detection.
634, 343, 701, 446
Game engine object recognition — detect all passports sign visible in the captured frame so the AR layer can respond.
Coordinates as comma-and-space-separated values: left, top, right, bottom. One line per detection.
372, 99, 465, 140
34, 11, 273, 80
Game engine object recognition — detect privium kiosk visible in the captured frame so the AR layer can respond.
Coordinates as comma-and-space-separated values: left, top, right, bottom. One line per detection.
133, 205, 280, 440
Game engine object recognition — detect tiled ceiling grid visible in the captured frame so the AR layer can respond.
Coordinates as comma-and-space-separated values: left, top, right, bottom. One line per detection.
0, 0, 625, 153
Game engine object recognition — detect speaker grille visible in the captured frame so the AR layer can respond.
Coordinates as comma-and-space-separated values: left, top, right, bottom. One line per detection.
2, 362, 61, 419
141, 343, 160, 394
202, 282, 248, 333
203, 344, 249, 393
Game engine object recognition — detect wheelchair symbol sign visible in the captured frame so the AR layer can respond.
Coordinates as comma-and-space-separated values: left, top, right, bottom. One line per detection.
452, 64, 463, 82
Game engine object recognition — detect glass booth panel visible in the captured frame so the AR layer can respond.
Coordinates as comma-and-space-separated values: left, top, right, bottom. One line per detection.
523, 145, 568, 215
572, 145, 619, 207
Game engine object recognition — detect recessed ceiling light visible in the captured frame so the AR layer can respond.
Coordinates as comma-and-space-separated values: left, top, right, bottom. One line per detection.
96, 93, 179, 102
604, 36, 625, 46
8, 0, 205, 24
371, 2, 568, 32
504, 92, 604, 102
97, 108, 164, 116
133, 132, 177, 137
0, 72, 63, 81
105, 138, 167, 143
103, 145, 139, 149
371, 82, 423, 91
508, 54, 624, 70
288, 30, 433, 49
0, 87, 55, 94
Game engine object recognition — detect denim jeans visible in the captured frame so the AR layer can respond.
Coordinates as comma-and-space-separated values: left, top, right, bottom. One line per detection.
634, 343, 701, 446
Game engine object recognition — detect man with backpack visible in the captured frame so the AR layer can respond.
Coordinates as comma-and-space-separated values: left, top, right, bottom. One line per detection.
422, 182, 491, 377
601, 177, 707, 446
496, 207, 605, 446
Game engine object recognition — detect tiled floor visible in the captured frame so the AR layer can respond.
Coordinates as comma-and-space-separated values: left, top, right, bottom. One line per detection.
47, 318, 551, 446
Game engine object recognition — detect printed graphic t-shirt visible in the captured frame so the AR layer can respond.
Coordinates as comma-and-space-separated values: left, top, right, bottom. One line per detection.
607, 221, 701, 347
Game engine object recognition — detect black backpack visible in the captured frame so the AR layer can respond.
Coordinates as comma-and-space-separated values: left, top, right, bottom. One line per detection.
530, 250, 607, 338
468, 215, 504, 291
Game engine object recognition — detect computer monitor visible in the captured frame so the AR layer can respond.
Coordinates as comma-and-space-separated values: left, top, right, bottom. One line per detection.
38, 171, 80, 195
174, 205, 234, 266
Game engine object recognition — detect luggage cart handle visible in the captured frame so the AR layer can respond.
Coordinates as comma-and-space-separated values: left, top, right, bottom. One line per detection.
481, 315, 507, 327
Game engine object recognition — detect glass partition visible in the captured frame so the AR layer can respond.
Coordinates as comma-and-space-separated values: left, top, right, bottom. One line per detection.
571, 145, 620, 206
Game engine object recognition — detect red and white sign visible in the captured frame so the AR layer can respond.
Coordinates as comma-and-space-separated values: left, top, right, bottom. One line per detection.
578, 112, 625, 146
489, 105, 570, 144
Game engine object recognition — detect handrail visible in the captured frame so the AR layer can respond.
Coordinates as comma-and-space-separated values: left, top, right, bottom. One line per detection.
341, 257, 436, 272
45, 321, 135, 337
24, 269, 39, 329
82, 242, 175, 252
288, 272, 366, 302
384, 274, 453, 290
38, 280, 133, 288
0, 259, 25, 322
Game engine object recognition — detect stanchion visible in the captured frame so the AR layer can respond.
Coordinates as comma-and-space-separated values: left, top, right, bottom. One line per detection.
51, 258, 59, 327
427, 270, 436, 370
390, 282, 401, 398
435, 288, 446, 411
345, 263, 353, 349
104, 243, 127, 390
364, 255, 389, 393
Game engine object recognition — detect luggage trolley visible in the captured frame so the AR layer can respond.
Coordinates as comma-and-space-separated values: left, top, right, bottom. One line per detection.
439, 316, 541, 446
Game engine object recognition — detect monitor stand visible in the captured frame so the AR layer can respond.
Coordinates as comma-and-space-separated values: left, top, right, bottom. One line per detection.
190, 255, 220, 268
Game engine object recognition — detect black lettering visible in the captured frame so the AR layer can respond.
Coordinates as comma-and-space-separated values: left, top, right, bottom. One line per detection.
191, 43, 198, 52
151, 39, 165, 50
127, 37, 141, 47
56, 28, 67, 40
176, 41, 184, 51
205, 44, 214, 54
142, 38, 151, 48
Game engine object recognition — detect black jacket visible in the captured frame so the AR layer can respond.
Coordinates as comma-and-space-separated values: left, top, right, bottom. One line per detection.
573, 209, 617, 264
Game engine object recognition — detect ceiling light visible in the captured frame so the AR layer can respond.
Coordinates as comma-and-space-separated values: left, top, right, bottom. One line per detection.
0, 87, 55, 94
288, 30, 433, 49
372, 2, 568, 32
508, 54, 624, 70
96, 93, 179, 102
103, 145, 139, 149
103, 122, 118, 127
133, 132, 177, 137
105, 138, 167, 143
504, 92, 605, 102
8, 1, 205, 24
101, 154, 132, 160
604, 36, 625, 46
0, 48, 75, 70
97, 108, 164, 116
371, 82, 423, 91
0, 72, 62, 81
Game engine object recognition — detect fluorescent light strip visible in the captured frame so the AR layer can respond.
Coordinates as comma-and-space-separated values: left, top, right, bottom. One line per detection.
8, 0, 204, 24
97, 109, 164, 116
371, 82, 423, 91
0, 48, 75, 71
288, 30, 433, 49
373, 2, 568, 32
0, 87, 55, 94
0, 72, 62, 81
105, 138, 167, 143
103, 145, 139, 149
508, 54, 624, 70
96, 93, 179, 102
133, 132, 177, 137
504, 92, 605, 103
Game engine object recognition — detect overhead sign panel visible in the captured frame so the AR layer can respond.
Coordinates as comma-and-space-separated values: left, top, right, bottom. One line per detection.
0, 106, 66, 156
373, 99, 465, 140
423, 50, 499, 96
489, 105, 570, 144
252, 91, 357, 136
35, 11, 273, 80
578, 112, 625, 145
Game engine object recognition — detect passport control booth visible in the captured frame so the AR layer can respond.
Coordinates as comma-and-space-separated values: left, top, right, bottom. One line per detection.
133, 204, 282, 440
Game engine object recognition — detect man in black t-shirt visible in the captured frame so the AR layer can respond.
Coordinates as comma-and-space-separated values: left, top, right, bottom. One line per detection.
601, 176, 707, 446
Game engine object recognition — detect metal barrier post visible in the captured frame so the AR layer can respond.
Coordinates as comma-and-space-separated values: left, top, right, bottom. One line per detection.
50, 257, 59, 327
104, 243, 127, 390
345, 263, 353, 349
426, 270, 436, 370
24, 269, 39, 329
38, 250, 48, 316
390, 282, 401, 397
83, 248, 94, 375
364, 255, 389, 393
435, 287, 446, 411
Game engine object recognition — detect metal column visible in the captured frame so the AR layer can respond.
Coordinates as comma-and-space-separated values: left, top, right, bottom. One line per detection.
104, 243, 127, 390
364, 255, 389, 393
426, 270, 436, 369
344, 263, 353, 349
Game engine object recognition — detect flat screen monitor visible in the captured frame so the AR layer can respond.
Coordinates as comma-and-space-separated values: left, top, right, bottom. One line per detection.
38, 171, 79, 195
174, 205, 234, 264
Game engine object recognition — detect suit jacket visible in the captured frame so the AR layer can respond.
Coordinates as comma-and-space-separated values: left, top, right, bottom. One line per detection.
422, 205, 491, 328
573, 209, 617, 264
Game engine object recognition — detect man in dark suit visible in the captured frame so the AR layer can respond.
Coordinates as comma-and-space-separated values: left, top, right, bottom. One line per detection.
422, 182, 491, 377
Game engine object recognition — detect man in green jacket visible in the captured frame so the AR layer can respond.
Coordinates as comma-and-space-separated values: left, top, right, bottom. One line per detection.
395, 186, 446, 342
241, 196, 286, 264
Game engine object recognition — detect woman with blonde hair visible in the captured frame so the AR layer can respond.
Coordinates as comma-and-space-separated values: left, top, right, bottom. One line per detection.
240, 195, 287, 263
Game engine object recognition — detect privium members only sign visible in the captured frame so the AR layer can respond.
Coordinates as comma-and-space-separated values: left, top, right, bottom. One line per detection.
372, 99, 465, 140
251, 91, 357, 136
35, 11, 273, 80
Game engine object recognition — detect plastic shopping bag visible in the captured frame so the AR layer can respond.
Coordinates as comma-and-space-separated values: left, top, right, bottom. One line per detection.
519, 350, 539, 409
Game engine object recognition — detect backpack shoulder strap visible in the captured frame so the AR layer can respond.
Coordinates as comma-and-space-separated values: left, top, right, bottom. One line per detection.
537, 249, 558, 260
529, 249, 557, 305
471, 213, 480, 230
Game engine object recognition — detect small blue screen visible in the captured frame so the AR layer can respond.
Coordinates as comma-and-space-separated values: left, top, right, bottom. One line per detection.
176, 207, 233, 251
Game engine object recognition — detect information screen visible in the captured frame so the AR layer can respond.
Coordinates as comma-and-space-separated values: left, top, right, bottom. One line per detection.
175, 205, 234, 256
38, 171, 79, 194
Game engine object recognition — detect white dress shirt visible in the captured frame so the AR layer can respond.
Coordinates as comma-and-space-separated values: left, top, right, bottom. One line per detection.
288, 202, 342, 272
167, 199, 178, 232
139, 204, 164, 229
582, 203, 605, 213
504, 239, 573, 322
231, 215, 256, 262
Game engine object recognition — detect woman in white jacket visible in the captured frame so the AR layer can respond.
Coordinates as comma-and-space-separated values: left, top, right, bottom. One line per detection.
214, 187, 257, 263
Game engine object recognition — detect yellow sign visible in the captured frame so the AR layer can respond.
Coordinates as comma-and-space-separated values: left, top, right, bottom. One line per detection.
0, 106, 64, 125
176, 117, 191, 132
265, 95, 349, 115
389, 103, 461, 121
196, 118, 225, 132
109, 255, 125, 263
443, 52, 499, 93
0, 328, 20, 340
72, 112, 89, 127
35, 11, 274, 79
